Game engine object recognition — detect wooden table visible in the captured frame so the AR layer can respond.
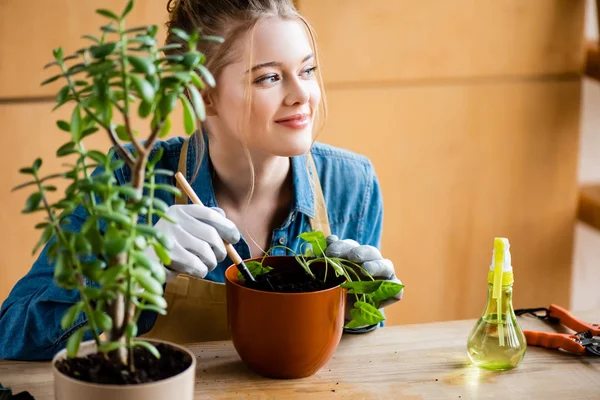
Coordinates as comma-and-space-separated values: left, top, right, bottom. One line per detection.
1, 309, 599, 399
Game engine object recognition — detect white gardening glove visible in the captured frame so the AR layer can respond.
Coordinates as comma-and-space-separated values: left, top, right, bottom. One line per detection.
325, 235, 403, 323
146, 204, 241, 281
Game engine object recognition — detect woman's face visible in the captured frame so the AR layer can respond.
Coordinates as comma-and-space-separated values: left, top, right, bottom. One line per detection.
208, 18, 321, 157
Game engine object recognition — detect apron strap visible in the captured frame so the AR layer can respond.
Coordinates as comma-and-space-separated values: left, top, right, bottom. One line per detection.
175, 137, 331, 235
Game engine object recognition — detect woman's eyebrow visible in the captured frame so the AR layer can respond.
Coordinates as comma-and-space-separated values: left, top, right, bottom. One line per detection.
246, 53, 314, 73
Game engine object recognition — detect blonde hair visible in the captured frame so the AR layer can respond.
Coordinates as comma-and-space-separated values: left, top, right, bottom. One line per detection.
165, 0, 327, 248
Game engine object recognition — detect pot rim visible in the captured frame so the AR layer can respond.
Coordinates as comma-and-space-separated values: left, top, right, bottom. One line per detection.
52, 338, 196, 389
225, 255, 346, 296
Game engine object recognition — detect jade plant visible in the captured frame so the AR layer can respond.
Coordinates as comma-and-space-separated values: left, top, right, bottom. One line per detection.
238, 230, 405, 329
13, 1, 219, 369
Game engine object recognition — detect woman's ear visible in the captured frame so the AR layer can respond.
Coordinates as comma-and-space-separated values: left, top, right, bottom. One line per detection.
204, 91, 217, 116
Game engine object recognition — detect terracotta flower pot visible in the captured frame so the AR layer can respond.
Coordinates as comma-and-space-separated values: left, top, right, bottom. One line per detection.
225, 256, 346, 379
52, 339, 196, 400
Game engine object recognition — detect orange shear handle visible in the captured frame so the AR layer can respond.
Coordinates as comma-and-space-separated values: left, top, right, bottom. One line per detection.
548, 304, 600, 336
523, 330, 585, 354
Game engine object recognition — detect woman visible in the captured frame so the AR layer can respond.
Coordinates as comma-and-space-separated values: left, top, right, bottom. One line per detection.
0, 0, 403, 360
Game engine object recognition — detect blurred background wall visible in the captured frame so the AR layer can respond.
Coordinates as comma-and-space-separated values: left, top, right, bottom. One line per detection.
0, 0, 597, 326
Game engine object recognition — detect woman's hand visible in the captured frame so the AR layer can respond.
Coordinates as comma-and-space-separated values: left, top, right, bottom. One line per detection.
146, 204, 241, 281
324, 235, 404, 329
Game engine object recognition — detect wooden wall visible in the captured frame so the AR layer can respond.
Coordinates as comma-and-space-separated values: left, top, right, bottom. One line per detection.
0, 1, 586, 327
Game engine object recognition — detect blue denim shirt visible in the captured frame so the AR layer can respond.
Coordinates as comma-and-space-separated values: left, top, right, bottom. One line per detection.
0, 135, 384, 360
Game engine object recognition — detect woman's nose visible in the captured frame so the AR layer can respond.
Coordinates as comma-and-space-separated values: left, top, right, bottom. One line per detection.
283, 77, 310, 106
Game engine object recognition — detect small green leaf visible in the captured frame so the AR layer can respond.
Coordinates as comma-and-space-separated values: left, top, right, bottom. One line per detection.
56, 120, 71, 132
170, 28, 190, 41
81, 127, 99, 139
237, 260, 273, 281
41, 74, 62, 86
151, 198, 169, 213
56, 85, 70, 105
158, 116, 172, 138
19, 167, 34, 175
148, 147, 165, 167
158, 43, 182, 52
61, 302, 84, 329
100, 264, 127, 285
90, 42, 118, 59
121, 0, 134, 18
201, 35, 224, 44
116, 185, 141, 200
138, 100, 153, 118
130, 75, 155, 103
114, 124, 132, 142
132, 268, 164, 295
33, 158, 42, 171
66, 326, 85, 358
188, 85, 206, 121
32, 225, 54, 255
70, 105, 82, 141
341, 280, 384, 294
86, 150, 109, 165
196, 64, 216, 87
96, 9, 119, 20
56, 142, 76, 157
53, 47, 64, 60
127, 55, 156, 75
82, 34, 100, 43
180, 95, 196, 134
152, 184, 182, 196
298, 230, 327, 257
370, 281, 404, 303
24, 192, 43, 213
133, 341, 160, 358
98, 211, 132, 227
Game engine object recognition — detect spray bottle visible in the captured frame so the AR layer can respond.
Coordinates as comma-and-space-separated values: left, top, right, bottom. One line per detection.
467, 237, 527, 370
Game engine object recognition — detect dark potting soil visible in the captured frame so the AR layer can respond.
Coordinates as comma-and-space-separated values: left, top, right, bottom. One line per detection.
55, 342, 192, 385
245, 265, 345, 293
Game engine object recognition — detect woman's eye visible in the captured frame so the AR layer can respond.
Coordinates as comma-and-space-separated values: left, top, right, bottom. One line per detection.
302, 66, 318, 77
255, 74, 279, 84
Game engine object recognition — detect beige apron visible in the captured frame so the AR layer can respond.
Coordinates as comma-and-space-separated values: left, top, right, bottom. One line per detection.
142, 137, 331, 344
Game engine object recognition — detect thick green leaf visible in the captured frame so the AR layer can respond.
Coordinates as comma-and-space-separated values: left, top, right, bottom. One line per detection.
180, 95, 196, 134
56, 120, 70, 132
81, 259, 105, 282
100, 264, 127, 285
159, 92, 178, 116
32, 224, 54, 255
138, 100, 153, 118
187, 85, 205, 121
98, 341, 124, 353
196, 64, 216, 87
349, 301, 385, 326
18, 167, 34, 175
97, 211, 132, 227
151, 184, 181, 196
182, 52, 201, 68
81, 127, 99, 140
24, 192, 43, 213
116, 185, 141, 200
66, 326, 85, 358
90, 42, 118, 59
126, 322, 138, 338
127, 55, 156, 75
130, 75, 155, 103
132, 268, 164, 295
121, 0, 134, 18
151, 198, 169, 213
94, 311, 113, 331
74, 235, 92, 256
190, 71, 205, 90
200, 35, 225, 44
61, 302, 84, 330
114, 124, 131, 142
158, 116, 172, 138
133, 341, 160, 358
170, 28, 190, 41
104, 236, 131, 257
158, 43, 182, 52
96, 9, 119, 20
138, 291, 168, 309
152, 242, 171, 265
148, 147, 165, 168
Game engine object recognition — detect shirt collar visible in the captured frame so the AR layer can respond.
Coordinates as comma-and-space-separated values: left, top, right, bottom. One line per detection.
188, 133, 316, 219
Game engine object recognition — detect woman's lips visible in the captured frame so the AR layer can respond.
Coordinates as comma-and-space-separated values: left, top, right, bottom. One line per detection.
275, 113, 310, 129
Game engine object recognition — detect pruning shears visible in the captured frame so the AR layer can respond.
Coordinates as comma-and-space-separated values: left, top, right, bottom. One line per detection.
515, 304, 600, 356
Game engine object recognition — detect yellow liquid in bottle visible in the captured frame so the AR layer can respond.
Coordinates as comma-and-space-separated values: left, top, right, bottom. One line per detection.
467, 313, 527, 370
